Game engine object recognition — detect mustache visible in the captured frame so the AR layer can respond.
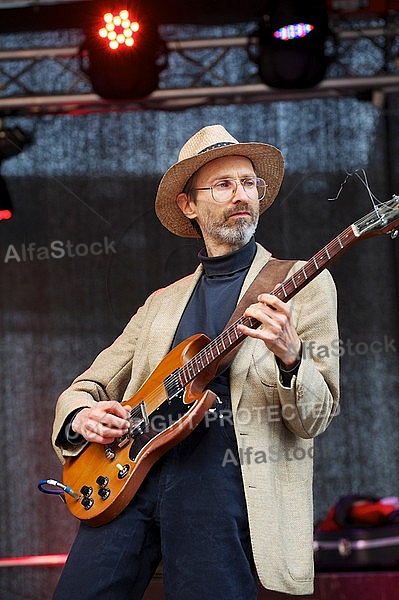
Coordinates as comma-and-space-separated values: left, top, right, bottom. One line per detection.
224, 203, 255, 218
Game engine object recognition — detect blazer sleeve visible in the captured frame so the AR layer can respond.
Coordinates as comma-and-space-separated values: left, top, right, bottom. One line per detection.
52, 295, 153, 462
276, 266, 340, 438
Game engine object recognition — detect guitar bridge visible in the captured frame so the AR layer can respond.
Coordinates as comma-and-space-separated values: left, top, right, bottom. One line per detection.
129, 401, 150, 437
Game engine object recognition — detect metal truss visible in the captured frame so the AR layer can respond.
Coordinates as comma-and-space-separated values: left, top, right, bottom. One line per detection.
1, 18, 399, 116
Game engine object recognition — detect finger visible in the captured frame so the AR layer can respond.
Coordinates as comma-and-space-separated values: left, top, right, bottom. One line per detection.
86, 419, 128, 440
245, 303, 286, 332
237, 322, 266, 340
83, 426, 116, 444
97, 410, 130, 431
257, 293, 288, 313
99, 400, 131, 419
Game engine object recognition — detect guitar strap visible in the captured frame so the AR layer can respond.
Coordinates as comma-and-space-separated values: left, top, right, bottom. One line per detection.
215, 257, 297, 375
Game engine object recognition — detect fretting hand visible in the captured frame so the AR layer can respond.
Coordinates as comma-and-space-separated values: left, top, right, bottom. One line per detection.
238, 292, 302, 369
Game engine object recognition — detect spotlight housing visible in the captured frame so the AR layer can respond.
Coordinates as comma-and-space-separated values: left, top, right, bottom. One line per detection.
80, 9, 167, 100
252, 0, 330, 89
0, 127, 31, 159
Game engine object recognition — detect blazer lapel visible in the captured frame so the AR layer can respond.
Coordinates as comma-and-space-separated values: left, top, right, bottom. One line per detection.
230, 245, 272, 414
147, 266, 203, 371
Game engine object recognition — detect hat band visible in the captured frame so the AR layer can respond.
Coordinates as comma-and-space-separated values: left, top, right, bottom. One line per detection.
197, 141, 235, 155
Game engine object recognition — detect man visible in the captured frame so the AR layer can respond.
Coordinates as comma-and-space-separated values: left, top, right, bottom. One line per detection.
52, 124, 339, 599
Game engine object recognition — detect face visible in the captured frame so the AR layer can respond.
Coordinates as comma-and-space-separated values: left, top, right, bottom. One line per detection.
177, 155, 260, 256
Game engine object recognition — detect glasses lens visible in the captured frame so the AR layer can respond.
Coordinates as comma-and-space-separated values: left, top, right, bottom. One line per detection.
211, 178, 267, 202
212, 179, 236, 202
255, 178, 267, 201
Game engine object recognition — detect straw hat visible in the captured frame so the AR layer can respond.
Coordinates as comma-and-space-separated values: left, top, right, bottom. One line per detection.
155, 124, 284, 238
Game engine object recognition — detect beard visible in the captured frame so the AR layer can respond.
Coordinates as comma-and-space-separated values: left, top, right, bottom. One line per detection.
199, 203, 259, 247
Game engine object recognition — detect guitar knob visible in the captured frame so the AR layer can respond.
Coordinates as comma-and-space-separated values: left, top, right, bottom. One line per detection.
80, 485, 93, 497
81, 496, 94, 510
96, 475, 109, 487
98, 487, 111, 500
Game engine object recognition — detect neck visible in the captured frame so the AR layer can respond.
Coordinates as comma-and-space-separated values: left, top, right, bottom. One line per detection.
204, 239, 247, 257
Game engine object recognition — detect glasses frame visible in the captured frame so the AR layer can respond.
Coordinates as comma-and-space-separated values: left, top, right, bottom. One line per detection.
190, 177, 267, 203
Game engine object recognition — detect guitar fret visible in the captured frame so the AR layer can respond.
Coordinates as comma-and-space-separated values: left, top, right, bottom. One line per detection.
275, 287, 284, 299
227, 328, 235, 343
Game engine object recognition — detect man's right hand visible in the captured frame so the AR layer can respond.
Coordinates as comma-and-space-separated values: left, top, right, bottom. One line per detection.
71, 401, 131, 444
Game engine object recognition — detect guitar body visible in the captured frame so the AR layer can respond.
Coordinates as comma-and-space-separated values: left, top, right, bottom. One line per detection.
63, 334, 217, 526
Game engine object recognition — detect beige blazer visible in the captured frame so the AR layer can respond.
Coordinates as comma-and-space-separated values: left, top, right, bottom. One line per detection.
53, 243, 339, 595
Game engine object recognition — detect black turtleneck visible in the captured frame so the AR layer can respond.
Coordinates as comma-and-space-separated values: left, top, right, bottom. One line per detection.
172, 237, 256, 407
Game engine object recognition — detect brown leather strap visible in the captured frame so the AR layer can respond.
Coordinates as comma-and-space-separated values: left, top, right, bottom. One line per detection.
225, 257, 297, 329
215, 257, 297, 376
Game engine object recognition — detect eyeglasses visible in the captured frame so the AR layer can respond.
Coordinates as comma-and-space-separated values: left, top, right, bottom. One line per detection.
190, 177, 267, 203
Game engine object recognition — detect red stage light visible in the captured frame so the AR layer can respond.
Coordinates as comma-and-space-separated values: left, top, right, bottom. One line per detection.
0, 554, 67, 567
0, 209, 12, 220
0, 174, 14, 221
80, 7, 167, 99
98, 10, 140, 50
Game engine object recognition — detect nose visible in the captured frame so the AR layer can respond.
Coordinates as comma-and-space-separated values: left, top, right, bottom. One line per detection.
232, 180, 249, 202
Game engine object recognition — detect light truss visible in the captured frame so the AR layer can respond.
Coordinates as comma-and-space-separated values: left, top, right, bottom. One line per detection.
1, 20, 399, 115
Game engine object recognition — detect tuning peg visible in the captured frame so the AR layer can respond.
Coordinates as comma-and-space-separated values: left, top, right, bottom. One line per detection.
390, 230, 398, 239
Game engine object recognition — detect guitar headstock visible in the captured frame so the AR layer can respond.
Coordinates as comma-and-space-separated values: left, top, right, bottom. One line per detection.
354, 195, 399, 238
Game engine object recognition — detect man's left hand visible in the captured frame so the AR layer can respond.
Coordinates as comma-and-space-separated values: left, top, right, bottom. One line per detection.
238, 292, 301, 369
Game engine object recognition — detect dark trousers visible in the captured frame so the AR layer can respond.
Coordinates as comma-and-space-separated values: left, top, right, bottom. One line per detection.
53, 415, 259, 600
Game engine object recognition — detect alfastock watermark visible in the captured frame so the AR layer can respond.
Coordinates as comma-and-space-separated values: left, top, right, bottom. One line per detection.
284, 336, 396, 362
3, 237, 116, 263
221, 436, 344, 467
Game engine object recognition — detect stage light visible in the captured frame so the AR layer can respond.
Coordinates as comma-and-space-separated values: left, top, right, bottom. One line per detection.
251, 0, 330, 89
0, 124, 32, 221
0, 126, 31, 160
80, 7, 167, 100
274, 23, 314, 41
98, 9, 140, 50
0, 174, 13, 221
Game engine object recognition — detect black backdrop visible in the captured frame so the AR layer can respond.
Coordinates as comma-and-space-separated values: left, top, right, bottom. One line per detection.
0, 98, 398, 599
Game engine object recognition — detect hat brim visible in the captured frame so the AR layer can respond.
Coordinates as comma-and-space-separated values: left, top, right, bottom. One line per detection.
155, 141, 284, 238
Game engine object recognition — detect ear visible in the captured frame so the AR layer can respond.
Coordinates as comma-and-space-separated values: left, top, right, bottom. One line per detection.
176, 193, 198, 220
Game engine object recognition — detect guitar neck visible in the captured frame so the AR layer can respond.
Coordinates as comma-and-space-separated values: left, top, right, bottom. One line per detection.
178, 223, 359, 387
273, 223, 359, 303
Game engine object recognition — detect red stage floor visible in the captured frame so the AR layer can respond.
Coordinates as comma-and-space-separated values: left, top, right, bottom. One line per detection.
143, 571, 399, 599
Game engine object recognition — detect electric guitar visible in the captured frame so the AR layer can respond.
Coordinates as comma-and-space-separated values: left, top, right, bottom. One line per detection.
63, 196, 399, 526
